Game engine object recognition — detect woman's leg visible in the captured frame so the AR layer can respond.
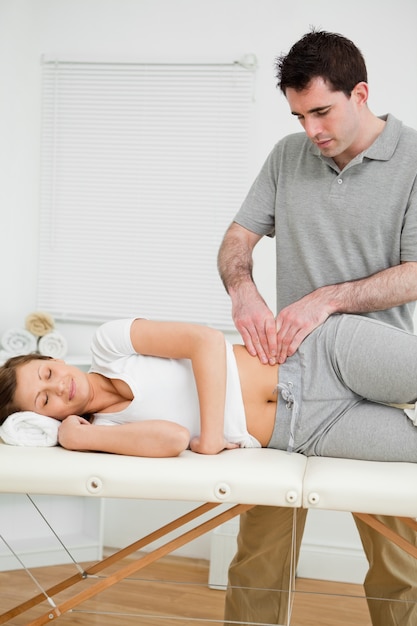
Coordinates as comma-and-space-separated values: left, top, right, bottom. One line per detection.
315, 400, 417, 462
333, 315, 417, 404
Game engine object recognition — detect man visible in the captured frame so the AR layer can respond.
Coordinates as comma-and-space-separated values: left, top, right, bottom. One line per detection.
218, 29, 417, 625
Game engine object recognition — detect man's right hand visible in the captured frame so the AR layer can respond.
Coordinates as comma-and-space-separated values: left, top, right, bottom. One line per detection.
231, 289, 277, 365
218, 222, 276, 363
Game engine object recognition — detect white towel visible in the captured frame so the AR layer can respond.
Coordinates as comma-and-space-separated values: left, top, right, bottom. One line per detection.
0, 412, 60, 447
404, 404, 417, 426
38, 331, 68, 359
386, 401, 417, 426
1, 328, 37, 356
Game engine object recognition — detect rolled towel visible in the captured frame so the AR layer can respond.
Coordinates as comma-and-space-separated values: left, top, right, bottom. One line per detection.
38, 331, 68, 359
1, 328, 37, 356
0, 412, 60, 447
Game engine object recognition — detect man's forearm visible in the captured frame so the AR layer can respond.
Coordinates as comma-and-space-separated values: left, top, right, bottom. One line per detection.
217, 223, 261, 293
273, 261, 417, 365
217, 223, 276, 363
323, 262, 417, 314
218, 239, 254, 293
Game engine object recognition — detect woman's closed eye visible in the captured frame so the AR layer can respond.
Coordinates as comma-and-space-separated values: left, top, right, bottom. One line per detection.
37, 365, 51, 406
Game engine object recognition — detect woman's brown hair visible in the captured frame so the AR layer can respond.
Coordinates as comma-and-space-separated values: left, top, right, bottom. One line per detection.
0, 354, 52, 425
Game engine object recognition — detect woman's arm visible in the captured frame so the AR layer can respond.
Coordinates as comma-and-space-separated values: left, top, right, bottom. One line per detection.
58, 415, 190, 458
129, 319, 237, 455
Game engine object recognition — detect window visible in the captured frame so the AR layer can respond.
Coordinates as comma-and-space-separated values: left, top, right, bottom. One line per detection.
38, 58, 256, 330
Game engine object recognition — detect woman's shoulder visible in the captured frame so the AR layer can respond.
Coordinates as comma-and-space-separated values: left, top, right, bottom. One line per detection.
91, 318, 137, 364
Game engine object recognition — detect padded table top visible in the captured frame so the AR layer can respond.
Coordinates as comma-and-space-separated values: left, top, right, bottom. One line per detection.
1, 443, 417, 516
0, 445, 306, 506
302, 456, 417, 517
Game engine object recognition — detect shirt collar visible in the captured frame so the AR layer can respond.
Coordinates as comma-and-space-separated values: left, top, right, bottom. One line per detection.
309, 113, 402, 169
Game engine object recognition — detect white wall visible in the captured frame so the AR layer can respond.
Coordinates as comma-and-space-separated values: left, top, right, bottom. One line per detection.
2, 0, 417, 578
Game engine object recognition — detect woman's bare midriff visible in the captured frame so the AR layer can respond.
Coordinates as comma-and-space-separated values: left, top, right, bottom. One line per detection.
233, 344, 279, 446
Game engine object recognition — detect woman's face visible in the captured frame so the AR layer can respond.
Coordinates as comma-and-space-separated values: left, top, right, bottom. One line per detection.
14, 358, 91, 419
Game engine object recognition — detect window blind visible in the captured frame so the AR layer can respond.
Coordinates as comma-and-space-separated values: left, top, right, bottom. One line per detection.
38, 58, 256, 329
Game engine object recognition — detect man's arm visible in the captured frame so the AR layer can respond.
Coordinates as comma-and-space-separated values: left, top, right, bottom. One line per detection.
218, 222, 278, 364
219, 224, 417, 365
275, 261, 417, 363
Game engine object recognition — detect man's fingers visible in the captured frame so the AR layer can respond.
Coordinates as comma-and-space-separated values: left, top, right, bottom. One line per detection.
264, 317, 278, 363
238, 324, 269, 364
233, 303, 278, 364
277, 326, 311, 363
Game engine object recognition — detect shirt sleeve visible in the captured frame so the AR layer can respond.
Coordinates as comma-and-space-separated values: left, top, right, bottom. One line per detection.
401, 182, 417, 262
90, 318, 136, 374
233, 142, 280, 238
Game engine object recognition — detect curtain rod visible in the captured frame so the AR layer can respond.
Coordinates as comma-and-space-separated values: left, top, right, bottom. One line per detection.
41, 53, 258, 72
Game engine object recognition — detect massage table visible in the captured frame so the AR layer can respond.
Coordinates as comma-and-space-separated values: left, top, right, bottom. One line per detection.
1, 444, 417, 625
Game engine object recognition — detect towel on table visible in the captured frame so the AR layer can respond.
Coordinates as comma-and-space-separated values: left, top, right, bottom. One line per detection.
1, 328, 37, 356
38, 331, 68, 359
0, 411, 60, 447
404, 404, 417, 426
386, 402, 417, 426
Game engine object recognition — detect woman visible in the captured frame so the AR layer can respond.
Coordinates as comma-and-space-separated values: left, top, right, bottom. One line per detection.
1, 313, 417, 461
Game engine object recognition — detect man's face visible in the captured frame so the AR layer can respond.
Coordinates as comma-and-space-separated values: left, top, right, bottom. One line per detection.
286, 76, 366, 169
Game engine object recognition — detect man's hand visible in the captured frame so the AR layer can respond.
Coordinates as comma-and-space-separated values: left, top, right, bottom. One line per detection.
275, 290, 334, 363
232, 288, 278, 365
218, 223, 277, 363
275, 261, 417, 363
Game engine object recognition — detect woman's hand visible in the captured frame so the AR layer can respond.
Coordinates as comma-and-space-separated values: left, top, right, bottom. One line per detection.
58, 414, 91, 449
190, 435, 239, 455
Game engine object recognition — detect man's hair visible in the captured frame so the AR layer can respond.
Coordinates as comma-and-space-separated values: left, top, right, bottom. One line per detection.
276, 29, 368, 97
0, 353, 52, 425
